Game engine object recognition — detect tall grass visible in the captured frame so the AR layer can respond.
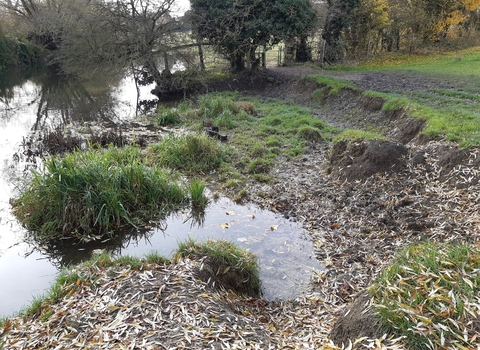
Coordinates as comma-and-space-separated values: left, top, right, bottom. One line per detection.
198, 92, 240, 119
12, 145, 189, 240
189, 178, 207, 208
148, 133, 230, 173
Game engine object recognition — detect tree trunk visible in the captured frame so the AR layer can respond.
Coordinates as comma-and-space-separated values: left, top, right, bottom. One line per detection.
197, 43, 205, 71
230, 51, 245, 72
295, 36, 311, 62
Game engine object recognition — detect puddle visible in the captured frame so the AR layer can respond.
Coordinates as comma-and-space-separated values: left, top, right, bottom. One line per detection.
113, 197, 323, 301
0, 196, 323, 317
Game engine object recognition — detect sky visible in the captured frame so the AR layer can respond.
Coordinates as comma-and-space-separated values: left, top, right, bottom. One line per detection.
175, 0, 191, 14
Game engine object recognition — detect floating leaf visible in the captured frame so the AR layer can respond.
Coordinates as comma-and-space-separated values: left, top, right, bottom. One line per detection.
219, 223, 230, 229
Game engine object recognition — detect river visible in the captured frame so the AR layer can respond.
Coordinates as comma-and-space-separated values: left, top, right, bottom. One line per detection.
0, 66, 322, 317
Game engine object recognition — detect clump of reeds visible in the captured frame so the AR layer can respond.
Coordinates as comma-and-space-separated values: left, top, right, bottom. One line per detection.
147, 133, 230, 173
12, 145, 189, 240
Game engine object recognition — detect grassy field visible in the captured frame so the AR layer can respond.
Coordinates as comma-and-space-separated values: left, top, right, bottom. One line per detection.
322, 46, 480, 147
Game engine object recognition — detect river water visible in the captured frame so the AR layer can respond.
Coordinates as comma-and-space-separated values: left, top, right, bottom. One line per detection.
0, 67, 322, 317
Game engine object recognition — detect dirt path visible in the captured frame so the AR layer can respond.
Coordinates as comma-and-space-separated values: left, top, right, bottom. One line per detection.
265, 65, 453, 94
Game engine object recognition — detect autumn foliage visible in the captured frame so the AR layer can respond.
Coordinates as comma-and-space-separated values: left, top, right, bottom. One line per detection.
323, 0, 480, 61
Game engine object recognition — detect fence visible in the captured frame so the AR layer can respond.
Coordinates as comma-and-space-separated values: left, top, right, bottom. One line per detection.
179, 38, 328, 71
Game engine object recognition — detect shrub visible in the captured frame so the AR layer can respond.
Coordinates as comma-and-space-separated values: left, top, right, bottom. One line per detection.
0, 36, 44, 69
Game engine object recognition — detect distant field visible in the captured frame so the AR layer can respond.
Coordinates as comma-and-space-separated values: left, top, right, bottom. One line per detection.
359, 46, 480, 76
345, 47, 480, 147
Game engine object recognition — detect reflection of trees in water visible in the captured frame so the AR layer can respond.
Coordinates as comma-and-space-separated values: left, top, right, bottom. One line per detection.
30, 66, 122, 131
0, 65, 156, 131
25, 208, 207, 269
0, 67, 40, 119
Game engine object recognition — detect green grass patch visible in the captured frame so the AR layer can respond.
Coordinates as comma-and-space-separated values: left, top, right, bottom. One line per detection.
147, 93, 341, 182
361, 47, 480, 77
12, 145, 190, 240
381, 97, 410, 112
147, 133, 230, 174
315, 46, 480, 147
175, 238, 261, 297
199, 93, 240, 119
297, 125, 324, 142
410, 103, 480, 147
334, 129, 387, 143
371, 242, 480, 349
430, 89, 480, 103
305, 75, 360, 97
156, 106, 182, 126
247, 158, 274, 174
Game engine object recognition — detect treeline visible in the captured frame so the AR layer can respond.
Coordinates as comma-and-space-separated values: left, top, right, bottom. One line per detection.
323, 0, 480, 61
1, 0, 480, 77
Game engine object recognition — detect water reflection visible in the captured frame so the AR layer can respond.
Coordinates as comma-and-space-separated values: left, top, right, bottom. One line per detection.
0, 66, 156, 130
0, 66, 158, 317
28, 196, 322, 301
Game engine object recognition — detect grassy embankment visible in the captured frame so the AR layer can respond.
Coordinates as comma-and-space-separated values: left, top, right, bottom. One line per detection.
324, 47, 480, 147
314, 49, 480, 348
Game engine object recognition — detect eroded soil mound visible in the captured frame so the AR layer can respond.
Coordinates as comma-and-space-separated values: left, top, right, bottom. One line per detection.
330, 293, 385, 347
328, 140, 408, 180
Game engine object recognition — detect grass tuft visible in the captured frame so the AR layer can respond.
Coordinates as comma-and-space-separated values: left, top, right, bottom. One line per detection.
148, 133, 230, 174
175, 239, 261, 297
382, 97, 410, 112
371, 242, 480, 349
306, 75, 361, 97
12, 145, 189, 240
156, 106, 182, 126
189, 178, 208, 208
144, 250, 170, 265
333, 129, 387, 143
297, 126, 324, 142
